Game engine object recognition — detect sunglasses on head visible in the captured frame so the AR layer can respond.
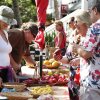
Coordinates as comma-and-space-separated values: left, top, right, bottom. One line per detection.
29, 28, 37, 38
67, 21, 77, 25
32, 33, 36, 38
67, 21, 73, 24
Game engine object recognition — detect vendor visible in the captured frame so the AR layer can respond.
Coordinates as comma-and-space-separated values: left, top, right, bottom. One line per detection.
8, 22, 38, 73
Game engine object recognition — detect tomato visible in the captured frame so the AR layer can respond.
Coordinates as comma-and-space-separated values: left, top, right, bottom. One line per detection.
48, 78, 57, 84
54, 49, 61, 55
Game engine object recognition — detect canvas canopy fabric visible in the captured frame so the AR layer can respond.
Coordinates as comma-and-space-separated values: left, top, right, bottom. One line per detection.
35, 0, 48, 50
35, 0, 48, 25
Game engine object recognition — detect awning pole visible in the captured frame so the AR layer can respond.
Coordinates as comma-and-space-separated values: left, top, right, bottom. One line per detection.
81, 0, 88, 11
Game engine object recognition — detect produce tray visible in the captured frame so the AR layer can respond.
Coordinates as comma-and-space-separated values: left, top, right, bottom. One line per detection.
27, 85, 53, 98
52, 86, 70, 100
27, 86, 70, 100
23, 79, 68, 87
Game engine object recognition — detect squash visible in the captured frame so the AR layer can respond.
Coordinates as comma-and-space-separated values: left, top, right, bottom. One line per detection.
52, 61, 60, 68
49, 58, 55, 63
43, 60, 50, 65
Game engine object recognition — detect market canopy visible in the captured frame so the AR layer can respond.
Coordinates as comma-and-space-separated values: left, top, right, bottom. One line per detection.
35, 0, 49, 50
35, 0, 48, 25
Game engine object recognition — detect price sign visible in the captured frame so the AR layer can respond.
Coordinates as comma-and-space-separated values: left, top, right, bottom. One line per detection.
61, 4, 68, 14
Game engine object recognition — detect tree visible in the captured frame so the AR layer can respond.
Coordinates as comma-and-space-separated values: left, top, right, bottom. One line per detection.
54, 0, 59, 20
31, 0, 36, 5
12, 0, 22, 27
0, 0, 37, 24
18, 0, 37, 22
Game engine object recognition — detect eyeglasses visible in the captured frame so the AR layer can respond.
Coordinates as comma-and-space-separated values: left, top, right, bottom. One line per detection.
88, 7, 96, 14
32, 33, 36, 38
74, 21, 77, 24
29, 27, 38, 38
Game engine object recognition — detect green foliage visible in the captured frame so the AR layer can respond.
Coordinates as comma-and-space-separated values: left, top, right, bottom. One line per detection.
31, 0, 36, 5
52, 31, 56, 39
47, 14, 53, 21
30, 45, 35, 51
5, 0, 12, 4
45, 31, 56, 47
0, 0, 37, 22
0, 0, 12, 6
18, 0, 37, 22
21, 59, 26, 66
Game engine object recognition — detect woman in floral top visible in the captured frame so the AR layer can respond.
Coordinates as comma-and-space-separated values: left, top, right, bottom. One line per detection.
70, 3, 100, 100
54, 10, 91, 100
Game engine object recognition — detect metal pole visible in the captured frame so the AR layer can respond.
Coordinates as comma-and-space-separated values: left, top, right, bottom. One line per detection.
39, 50, 43, 78
81, 0, 88, 11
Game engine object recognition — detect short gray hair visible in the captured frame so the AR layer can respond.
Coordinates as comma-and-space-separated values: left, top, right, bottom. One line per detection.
75, 10, 92, 27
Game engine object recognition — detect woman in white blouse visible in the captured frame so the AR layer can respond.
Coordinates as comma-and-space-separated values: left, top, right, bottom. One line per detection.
0, 5, 16, 82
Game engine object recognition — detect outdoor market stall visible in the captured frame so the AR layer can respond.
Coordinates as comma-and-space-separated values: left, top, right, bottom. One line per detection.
0, 61, 70, 100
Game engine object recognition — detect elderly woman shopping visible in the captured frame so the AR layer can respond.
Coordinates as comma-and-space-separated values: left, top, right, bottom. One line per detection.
53, 10, 92, 100
70, 3, 100, 100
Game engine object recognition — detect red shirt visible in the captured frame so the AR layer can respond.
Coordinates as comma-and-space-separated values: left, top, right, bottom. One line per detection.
54, 31, 66, 49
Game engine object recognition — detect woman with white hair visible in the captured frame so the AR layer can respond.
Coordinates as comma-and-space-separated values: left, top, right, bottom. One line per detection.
67, 10, 92, 100
54, 10, 91, 100
70, 3, 100, 100
0, 5, 16, 82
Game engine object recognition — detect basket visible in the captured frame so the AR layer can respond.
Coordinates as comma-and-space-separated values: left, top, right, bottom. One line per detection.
48, 47, 57, 58
3, 82, 26, 92
1, 92, 33, 100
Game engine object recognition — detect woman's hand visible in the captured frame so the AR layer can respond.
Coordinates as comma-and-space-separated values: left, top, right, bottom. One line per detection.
53, 53, 62, 61
12, 69, 19, 82
10, 54, 21, 72
53, 49, 62, 61
0, 77, 3, 88
13, 64, 21, 72
70, 43, 79, 53
69, 58, 80, 66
